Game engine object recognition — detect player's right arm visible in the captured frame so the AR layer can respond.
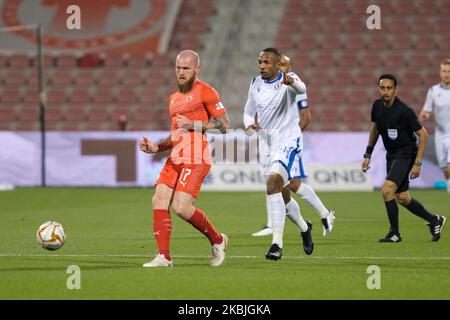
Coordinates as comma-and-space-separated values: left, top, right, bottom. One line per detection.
419, 87, 434, 121
362, 123, 379, 173
139, 134, 172, 154
243, 79, 259, 134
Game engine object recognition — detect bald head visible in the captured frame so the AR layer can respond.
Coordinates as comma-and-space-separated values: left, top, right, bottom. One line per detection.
175, 50, 201, 93
279, 55, 292, 73
176, 50, 200, 67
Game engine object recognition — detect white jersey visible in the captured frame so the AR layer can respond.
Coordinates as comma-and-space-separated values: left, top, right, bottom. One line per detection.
243, 71, 306, 145
423, 83, 450, 139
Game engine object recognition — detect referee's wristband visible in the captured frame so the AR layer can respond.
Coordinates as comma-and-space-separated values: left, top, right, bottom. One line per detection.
365, 146, 374, 157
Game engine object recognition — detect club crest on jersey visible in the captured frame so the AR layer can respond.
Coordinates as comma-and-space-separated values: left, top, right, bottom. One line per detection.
387, 129, 398, 140
186, 96, 193, 102
216, 102, 224, 110
274, 83, 282, 90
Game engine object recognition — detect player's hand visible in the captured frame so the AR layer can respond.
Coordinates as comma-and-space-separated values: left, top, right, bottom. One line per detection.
410, 165, 421, 179
282, 72, 294, 86
139, 136, 158, 153
176, 114, 194, 131
419, 110, 430, 122
362, 158, 371, 173
245, 124, 260, 136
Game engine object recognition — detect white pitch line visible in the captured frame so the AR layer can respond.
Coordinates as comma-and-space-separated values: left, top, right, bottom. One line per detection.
1, 254, 450, 260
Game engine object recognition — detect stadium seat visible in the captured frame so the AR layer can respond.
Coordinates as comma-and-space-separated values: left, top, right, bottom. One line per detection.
127, 53, 151, 68
324, 90, 348, 105
338, 53, 360, 68
354, 72, 377, 87
414, 36, 437, 51
93, 90, 114, 103
51, 72, 72, 86
0, 109, 16, 122
393, 3, 416, 15
3, 72, 26, 86
18, 107, 39, 122
69, 90, 91, 103
116, 90, 137, 103
401, 72, 423, 87
296, 36, 319, 51
320, 17, 344, 33
121, 72, 143, 86
56, 55, 78, 68
389, 37, 413, 51
74, 72, 96, 86
408, 54, 430, 68
320, 36, 343, 51
342, 17, 365, 33
360, 54, 383, 69
9, 54, 31, 68
45, 108, 64, 122
408, 17, 432, 33
98, 72, 119, 86
415, 2, 438, 15
0, 54, 7, 68
103, 54, 125, 68
47, 90, 67, 104
384, 54, 407, 70
384, 19, 409, 33
342, 35, 366, 51
305, 1, 328, 15
65, 108, 87, 122
0, 91, 22, 103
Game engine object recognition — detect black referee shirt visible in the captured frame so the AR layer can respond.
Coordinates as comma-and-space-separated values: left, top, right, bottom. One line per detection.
371, 96, 422, 158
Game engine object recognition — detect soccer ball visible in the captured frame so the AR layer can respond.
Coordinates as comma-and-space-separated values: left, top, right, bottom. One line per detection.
36, 221, 66, 250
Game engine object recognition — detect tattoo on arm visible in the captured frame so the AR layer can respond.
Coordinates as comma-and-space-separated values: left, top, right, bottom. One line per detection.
157, 133, 172, 152
202, 113, 231, 133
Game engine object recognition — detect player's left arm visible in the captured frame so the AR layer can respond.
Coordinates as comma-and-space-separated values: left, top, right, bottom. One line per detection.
282, 72, 306, 95
411, 127, 428, 179
299, 108, 311, 131
202, 113, 231, 133
407, 107, 428, 179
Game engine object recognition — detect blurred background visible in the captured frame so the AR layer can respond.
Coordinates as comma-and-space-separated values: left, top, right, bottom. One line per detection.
0, 0, 449, 189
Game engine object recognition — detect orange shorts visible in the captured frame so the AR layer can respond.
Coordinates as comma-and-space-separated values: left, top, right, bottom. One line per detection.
156, 157, 211, 198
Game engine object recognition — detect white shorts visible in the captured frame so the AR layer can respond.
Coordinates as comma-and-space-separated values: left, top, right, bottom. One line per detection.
260, 137, 307, 184
435, 136, 450, 170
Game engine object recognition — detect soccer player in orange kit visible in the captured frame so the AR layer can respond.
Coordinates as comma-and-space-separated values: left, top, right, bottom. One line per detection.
139, 50, 231, 267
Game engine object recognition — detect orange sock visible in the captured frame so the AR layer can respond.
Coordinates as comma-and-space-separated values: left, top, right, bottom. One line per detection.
188, 208, 223, 245
153, 209, 172, 261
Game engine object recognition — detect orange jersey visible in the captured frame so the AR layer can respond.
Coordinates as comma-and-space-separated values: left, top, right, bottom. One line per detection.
168, 80, 226, 165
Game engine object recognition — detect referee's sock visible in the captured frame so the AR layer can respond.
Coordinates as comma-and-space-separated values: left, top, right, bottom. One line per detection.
403, 198, 438, 224
385, 199, 399, 233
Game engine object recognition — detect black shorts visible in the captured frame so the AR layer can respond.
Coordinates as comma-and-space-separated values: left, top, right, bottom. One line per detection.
386, 157, 415, 193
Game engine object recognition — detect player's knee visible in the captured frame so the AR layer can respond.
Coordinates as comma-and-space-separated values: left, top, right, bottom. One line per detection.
381, 183, 395, 200
152, 193, 167, 209
396, 193, 411, 206
281, 187, 291, 204
267, 175, 284, 195
171, 200, 189, 217
290, 179, 300, 192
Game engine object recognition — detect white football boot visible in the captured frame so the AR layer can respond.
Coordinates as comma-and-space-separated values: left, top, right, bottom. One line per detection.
143, 254, 173, 267
211, 233, 228, 267
252, 226, 273, 236
322, 210, 335, 237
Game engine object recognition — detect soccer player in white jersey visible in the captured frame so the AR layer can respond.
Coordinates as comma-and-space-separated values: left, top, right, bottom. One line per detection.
244, 48, 314, 260
419, 58, 450, 194
252, 54, 336, 237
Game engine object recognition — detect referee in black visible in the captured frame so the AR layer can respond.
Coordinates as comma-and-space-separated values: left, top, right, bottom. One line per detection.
362, 74, 446, 242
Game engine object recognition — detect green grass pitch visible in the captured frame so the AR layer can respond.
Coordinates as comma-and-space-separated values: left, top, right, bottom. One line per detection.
0, 188, 449, 300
